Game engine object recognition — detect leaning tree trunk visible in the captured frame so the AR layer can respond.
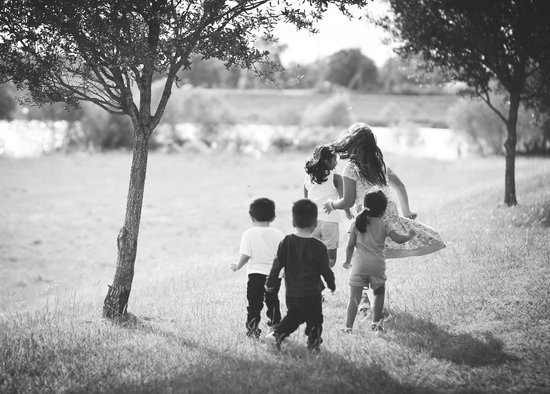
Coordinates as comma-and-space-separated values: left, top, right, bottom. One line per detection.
103, 132, 150, 318
503, 94, 520, 206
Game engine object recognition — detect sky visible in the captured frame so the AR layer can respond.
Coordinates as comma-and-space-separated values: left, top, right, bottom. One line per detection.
273, 1, 395, 67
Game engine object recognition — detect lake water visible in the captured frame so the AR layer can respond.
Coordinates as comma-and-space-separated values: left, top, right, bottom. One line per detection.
0, 120, 469, 160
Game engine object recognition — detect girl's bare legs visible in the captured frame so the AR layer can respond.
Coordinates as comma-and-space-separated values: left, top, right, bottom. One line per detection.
345, 286, 363, 329
327, 249, 337, 267
372, 284, 386, 323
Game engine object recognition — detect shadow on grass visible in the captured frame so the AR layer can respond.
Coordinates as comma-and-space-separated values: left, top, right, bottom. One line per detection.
388, 311, 518, 367
95, 321, 440, 394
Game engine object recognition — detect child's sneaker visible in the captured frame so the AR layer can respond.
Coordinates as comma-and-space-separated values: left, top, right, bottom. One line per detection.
383, 311, 394, 323
371, 320, 383, 333
341, 327, 353, 334
266, 331, 281, 351
246, 328, 261, 339
307, 337, 323, 353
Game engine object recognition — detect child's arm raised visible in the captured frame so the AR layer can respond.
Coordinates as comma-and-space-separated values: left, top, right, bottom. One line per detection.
388, 229, 416, 244
231, 254, 250, 271
387, 168, 417, 219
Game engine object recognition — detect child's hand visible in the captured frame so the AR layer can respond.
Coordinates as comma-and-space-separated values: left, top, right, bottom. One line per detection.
345, 210, 354, 220
230, 263, 239, 271
322, 200, 332, 214
265, 285, 274, 293
342, 261, 351, 269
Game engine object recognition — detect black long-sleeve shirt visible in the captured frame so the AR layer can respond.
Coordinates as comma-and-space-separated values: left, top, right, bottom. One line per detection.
266, 234, 335, 297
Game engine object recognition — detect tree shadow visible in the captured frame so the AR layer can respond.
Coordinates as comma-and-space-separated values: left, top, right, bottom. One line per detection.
388, 311, 518, 367
86, 321, 440, 394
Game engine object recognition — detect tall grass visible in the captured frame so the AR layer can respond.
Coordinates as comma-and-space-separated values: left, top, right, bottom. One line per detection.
1, 152, 549, 393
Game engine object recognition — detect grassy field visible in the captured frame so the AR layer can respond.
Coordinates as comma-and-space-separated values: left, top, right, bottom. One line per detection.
1, 151, 549, 393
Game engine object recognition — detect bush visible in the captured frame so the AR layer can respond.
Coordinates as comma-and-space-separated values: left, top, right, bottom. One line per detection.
80, 103, 133, 150
157, 85, 235, 148
379, 101, 405, 126
301, 93, 354, 127
447, 96, 542, 156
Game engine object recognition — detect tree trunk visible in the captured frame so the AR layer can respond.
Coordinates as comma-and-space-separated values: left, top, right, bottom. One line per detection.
103, 131, 150, 318
504, 93, 520, 206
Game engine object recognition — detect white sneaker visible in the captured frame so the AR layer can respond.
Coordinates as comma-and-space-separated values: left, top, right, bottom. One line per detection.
371, 321, 383, 333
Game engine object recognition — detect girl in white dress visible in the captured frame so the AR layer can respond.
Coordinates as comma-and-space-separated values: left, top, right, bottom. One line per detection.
323, 122, 445, 319
323, 122, 445, 258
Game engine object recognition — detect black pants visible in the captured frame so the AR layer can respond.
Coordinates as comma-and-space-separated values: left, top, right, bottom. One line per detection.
246, 274, 281, 336
274, 294, 323, 350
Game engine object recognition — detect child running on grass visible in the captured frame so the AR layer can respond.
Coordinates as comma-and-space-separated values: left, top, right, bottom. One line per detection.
265, 199, 335, 352
342, 190, 415, 333
304, 145, 353, 267
231, 198, 284, 338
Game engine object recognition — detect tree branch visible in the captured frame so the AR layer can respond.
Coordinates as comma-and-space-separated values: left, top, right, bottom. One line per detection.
477, 87, 508, 125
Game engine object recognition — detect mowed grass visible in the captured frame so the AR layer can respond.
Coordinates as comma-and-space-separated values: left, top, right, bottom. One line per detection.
1, 150, 550, 393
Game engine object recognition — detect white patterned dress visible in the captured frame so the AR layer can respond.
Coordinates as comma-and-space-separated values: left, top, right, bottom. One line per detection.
343, 162, 445, 259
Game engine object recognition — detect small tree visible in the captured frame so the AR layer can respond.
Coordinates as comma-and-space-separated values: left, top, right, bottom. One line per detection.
326, 48, 378, 90
376, 0, 550, 205
0, 0, 370, 319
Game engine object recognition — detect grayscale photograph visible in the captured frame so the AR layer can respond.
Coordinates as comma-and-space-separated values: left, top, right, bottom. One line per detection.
1, 0, 549, 393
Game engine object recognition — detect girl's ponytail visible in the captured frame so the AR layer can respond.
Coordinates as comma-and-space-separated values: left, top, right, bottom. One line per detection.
355, 210, 369, 233
355, 190, 388, 233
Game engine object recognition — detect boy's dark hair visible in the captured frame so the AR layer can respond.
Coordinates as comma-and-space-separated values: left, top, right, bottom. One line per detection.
249, 198, 276, 222
355, 190, 388, 233
292, 199, 317, 228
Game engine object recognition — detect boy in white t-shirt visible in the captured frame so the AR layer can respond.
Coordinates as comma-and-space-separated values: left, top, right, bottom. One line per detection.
231, 198, 284, 338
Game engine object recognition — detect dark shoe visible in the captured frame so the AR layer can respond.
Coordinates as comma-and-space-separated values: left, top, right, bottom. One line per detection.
246, 328, 261, 339
371, 321, 383, 333
307, 337, 323, 352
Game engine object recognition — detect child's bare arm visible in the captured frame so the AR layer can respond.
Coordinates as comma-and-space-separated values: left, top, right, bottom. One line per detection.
388, 168, 417, 219
342, 229, 357, 269
388, 229, 416, 244
343, 245, 354, 269
334, 173, 354, 219
231, 254, 250, 271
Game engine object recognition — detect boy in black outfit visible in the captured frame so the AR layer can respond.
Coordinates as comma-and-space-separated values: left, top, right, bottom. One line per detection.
265, 199, 336, 352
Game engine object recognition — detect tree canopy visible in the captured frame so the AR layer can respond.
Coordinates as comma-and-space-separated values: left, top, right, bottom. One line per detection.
376, 0, 550, 205
0, 0, 372, 318
326, 48, 378, 90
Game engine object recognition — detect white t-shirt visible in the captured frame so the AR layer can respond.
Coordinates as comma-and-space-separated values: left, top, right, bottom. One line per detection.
304, 170, 341, 223
239, 226, 284, 275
